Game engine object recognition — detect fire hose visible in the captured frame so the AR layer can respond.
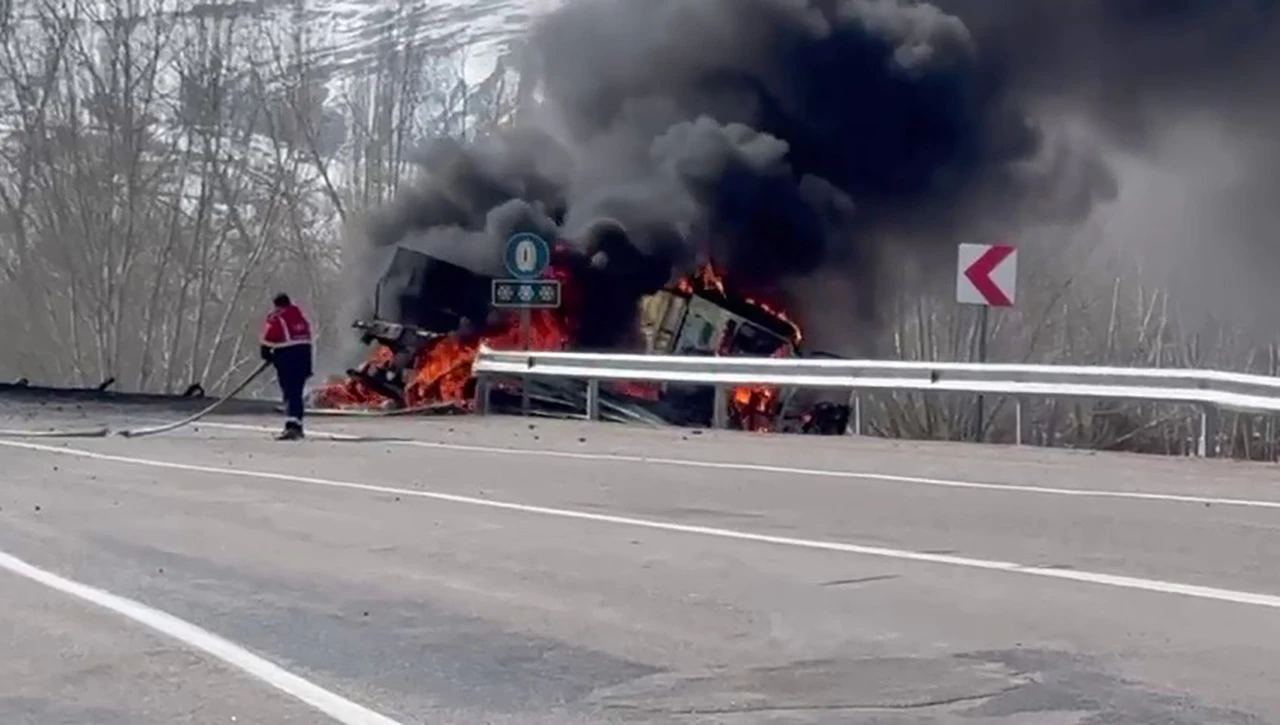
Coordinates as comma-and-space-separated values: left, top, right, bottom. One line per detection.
116, 361, 272, 438
304, 403, 464, 418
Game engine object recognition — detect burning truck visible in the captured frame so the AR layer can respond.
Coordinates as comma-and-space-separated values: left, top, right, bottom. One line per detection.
310, 236, 850, 434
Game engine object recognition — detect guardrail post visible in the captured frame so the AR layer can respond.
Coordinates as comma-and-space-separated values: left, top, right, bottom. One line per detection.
1015, 399, 1023, 446
1197, 407, 1209, 458
1201, 406, 1223, 458
852, 393, 862, 436
586, 379, 600, 421
712, 385, 728, 430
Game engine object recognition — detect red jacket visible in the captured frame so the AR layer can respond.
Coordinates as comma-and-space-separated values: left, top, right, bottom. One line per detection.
260, 304, 313, 349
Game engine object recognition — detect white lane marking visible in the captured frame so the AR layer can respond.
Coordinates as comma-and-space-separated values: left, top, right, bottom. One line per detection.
6, 439, 1280, 611
186, 420, 1280, 512
0, 549, 404, 725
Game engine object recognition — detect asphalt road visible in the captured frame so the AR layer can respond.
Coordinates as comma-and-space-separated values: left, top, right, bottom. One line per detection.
2, 402, 1280, 724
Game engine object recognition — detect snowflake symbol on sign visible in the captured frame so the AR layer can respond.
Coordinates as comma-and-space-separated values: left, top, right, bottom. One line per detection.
496, 284, 514, 302
538, 285, 556, 303
518, 284, 535, 302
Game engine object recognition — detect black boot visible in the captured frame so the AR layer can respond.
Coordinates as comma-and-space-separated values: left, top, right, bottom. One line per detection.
275, 422, 304, 441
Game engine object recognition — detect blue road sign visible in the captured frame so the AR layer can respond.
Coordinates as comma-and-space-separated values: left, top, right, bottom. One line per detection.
504, 233, 551, 280
491, 279, 561, 309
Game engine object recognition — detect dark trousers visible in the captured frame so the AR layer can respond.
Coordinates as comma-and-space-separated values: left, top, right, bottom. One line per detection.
272, 344, 313, 428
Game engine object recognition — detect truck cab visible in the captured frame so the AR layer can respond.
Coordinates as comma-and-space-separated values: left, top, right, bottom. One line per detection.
638, 286, 800, 428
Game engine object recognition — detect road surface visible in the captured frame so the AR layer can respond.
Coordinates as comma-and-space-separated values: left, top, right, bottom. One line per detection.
2, 402, 1279, 724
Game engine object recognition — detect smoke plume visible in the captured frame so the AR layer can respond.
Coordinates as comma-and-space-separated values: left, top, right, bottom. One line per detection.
934, 0, 1280, 339
349, 0, 1280, 355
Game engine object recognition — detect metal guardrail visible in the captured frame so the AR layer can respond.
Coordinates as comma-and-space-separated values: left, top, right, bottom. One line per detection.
472, 346, 1280, 456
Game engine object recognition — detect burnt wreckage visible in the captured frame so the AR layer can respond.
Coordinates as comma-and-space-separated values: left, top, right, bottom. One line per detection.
344, 245, 490, 404
335, 240, 851, 434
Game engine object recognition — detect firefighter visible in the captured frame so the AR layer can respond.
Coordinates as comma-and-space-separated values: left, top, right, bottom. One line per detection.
260, 293, 314, 440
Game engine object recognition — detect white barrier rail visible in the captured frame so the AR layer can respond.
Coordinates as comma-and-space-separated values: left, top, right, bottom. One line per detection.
472, 346, 1280, 456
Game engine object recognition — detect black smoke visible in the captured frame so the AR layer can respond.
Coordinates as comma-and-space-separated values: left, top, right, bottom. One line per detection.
933, 0, 1280, 142
349, 0, 1280, 354
933, 0, 1280, 338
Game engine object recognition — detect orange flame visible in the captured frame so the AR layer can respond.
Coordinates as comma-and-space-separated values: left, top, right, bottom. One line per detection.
675, 264, 802, 344
313, 264, 576, 410
671, 263, 801, 433
733, 385, 779, 432
610, 381, 662, 400
315, 258, 804, 432
727, 344, 793, 433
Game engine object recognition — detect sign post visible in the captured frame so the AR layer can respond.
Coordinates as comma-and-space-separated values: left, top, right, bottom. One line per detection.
493, 233, 559, 416
956, 243, 1017, 441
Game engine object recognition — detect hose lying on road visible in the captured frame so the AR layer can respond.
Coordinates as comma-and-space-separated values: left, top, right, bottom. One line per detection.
0, 425, 110, 439
116, 362, 271, 439
302, 403, 466, 418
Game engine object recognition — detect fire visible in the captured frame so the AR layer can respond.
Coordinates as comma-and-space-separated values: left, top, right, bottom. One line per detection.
313, 262, 577, 411
311, 347, 397, 410
675, 264, 728, 298
728, 344, 792, 432
676, 264, 803, 344
314, 256, 805, 434
610, 381, 662, 400
404, 335, 480, 405
673, 263, 801, 433
733, 386, 778, 432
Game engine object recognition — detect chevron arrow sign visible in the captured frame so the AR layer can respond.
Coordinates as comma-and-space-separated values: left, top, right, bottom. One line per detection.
957, 243, 1017, 307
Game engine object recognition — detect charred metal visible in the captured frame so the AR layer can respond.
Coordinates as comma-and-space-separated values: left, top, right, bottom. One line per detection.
318, 241, 851, 433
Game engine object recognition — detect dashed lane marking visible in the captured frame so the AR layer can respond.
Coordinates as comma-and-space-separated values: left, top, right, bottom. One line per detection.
6, 438, 1280, 612
186, 420, 1280, 512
